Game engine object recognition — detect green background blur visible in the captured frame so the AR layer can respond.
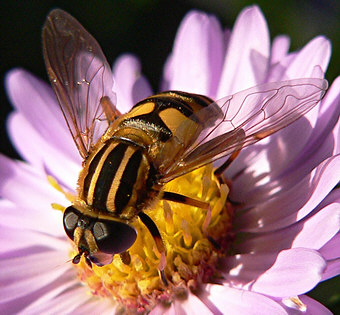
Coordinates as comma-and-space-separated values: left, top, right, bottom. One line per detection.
0, 1, 339, 312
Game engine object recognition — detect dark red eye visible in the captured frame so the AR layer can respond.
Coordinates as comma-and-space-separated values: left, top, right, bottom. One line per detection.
92, 220, 137, 254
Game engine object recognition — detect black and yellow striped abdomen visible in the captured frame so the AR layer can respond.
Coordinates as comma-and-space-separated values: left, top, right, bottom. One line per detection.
77, 91, 217, 218
78, 139, 154, 219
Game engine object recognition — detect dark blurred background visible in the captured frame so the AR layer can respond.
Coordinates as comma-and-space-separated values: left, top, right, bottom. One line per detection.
0, 0, 339, 312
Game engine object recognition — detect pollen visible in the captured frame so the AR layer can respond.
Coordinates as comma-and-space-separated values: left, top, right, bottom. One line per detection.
59, 165, 233, 313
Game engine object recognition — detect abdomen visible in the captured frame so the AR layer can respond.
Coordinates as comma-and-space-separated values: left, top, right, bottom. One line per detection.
78, 139, 154, 218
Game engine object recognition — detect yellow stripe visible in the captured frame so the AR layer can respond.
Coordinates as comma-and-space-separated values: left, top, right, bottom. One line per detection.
106, 146, 137, 212
158, 107, 191, 135
87, 141, 119, 205
124, 101, 155, 119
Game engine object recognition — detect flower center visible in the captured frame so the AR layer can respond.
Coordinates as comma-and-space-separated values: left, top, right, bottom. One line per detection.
53, 164, 233, 313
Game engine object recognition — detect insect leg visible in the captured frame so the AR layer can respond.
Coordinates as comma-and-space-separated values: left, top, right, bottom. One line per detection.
162, 191, 211, 234
100, 96, 121, 123
162, 191, 210, 210
213, 149, 241, 179
120, 251, 131, 265
138, 212, 168, 286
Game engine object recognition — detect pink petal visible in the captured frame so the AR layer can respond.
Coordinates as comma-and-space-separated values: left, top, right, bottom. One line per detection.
225, 140, 272, 183
0, 271, 76, 314
163, 11, 224, 96
152, 304, 175, 315
20, 276, 79, 314
292, 202, 340, 248
222, 248, 325, 297
24, 286, 93, 314
0, 200, 65, 237
267, 46, 334, 161
264, 112, 318, 181
153, 290, 217, 315
265, 73, 333, 171
154, 302, 182, 315
0, 251, 71, 303
204, 284, 286, 314
74, 297, 114, 315
227, 74, 333, 187
7, 114, 42, 167
0, 225, 67, 253
158, 303, 179, 315
234, 155, 340, 232
0, 155, 70, 216
268, 102, 320, 170
320, 231, 340, 261
5, 69, 78, 161
251, 248, 325, 296
321, 258, 340, 281
236, 195, 340, 253
315, 76, 340, 128
285, 36, 331, 80
296, 76, 340, 160
113, 54, 152, 112
288, 74, 340, 181
282, 295, 333, 315
268, 53, 297, 83
333, 118, 340, 155
270, 35, 290, 65
173, 291, 214, 315
0, 251, 70, 284
8, 113, 80, 189
267, 36, 330, 84
217, 5, 270, 97
300, 295, 333, 315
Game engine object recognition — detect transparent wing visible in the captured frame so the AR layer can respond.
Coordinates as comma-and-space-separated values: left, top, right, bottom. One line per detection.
42, 9, 120, 159
159, 78, 328, 183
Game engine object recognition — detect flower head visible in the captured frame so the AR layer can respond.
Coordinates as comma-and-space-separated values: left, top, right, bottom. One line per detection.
1, 5, 340, 314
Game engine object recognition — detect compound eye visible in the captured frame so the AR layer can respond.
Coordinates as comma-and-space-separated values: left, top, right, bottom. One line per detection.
63, 206, 80, 240
92, 220, 137, 254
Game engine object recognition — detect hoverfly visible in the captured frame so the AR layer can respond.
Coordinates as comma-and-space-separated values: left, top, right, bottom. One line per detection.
42, 9, 327, 271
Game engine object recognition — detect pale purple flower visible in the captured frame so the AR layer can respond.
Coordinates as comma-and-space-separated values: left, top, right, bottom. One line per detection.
1, 5, 340, 314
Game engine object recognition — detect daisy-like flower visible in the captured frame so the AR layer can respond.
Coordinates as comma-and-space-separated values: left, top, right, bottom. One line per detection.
1, 5, 340, 314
